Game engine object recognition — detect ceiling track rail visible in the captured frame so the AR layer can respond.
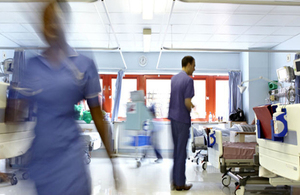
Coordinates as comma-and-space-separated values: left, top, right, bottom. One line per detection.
101, 0, 127, 69
179, 0, 300, 6
162, 47, 300, 53
156, 0, 176, 70
0, 47, 119, 51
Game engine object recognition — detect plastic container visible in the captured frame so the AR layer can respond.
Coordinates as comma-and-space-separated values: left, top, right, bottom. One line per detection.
209, 112, 212, 122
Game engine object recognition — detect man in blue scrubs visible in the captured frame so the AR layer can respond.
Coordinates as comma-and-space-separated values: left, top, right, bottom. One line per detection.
168, 56, 195, 191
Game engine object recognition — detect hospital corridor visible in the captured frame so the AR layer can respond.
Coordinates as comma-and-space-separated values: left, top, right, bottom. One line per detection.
2, 0, 300, 195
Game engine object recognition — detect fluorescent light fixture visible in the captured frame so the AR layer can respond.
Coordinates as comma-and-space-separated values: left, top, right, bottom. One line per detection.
143, 0, 154, 20
143, 28, 151, 52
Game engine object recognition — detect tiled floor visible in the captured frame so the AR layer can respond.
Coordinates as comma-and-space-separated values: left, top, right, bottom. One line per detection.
0, 153, 298, 195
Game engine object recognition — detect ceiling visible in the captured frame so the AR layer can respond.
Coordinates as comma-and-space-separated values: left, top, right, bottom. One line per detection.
1, 0, 300, 52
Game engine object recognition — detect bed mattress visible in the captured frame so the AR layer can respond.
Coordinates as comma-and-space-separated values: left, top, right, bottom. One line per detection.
222, 142, 257, 159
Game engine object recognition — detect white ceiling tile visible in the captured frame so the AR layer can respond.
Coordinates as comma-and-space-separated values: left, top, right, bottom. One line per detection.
185, 34, 212, 42
105, 0, 130, 12
244, 26, 280, 35
0, 34, 19, 47
200, 3, 239, 13
167, 25, 189, 34
256, 15, 298, 26
215, 25, 250, 35
224, 14, 264, 25
173, 1, 200, 12
86, 33, 108, 41
189, 25, 219, 34
21, 24, 43, 33
0, 13, 17, 23
272, 27, 300, 35
129, 0, 142, 13
163, 34, 186, 42
250, 42, 279, 48
27, 2, 47, 12
194, 14, 231, 25
115, 34, 136, 41
69, 24, 107, 33
0, 24, 29, 33
2, 33, 38, 40
235, 35, 266, 42
170, 13, 196, 25
286, 16, 300, 27
69, 2, 97, 12
270, 6, 300, 15
66, 33, 88, 41
71, 13, 102, 24
209, 35, 239, 42
154, 0, 171, 13
235, 5, 275, 14
260, 35, 290, 43
0, 3, 33, 12
14, 12, 42, 24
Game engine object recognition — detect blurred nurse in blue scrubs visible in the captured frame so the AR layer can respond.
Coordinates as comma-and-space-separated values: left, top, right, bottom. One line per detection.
20, 1, 119, 194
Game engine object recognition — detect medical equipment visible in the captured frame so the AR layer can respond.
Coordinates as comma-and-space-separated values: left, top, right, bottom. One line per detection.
276, 66, 295, 82
124, 90, 153, 167
188, 126, 208, 170
0, 82, 35, 185
293, 58, 300, 76
2, 59, 14, 74
255, 104, 300, 186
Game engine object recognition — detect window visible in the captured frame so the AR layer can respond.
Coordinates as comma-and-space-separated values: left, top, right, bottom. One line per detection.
191, 80, 206, 119
216, 80, 229, 121
146, 79, 171, 118
111, 78, 137, 118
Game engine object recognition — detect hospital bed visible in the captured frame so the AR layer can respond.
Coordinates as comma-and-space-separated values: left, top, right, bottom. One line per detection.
254, 104, 300, 187
189, 124, 256, 171
207, 129, 259, 195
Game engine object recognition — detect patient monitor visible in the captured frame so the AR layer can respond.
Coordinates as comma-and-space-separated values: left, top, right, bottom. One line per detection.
276, 66, 295, 82
293, 58, 300, 76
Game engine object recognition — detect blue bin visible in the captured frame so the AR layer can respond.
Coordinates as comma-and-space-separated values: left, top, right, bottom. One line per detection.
130, 135, 151, 146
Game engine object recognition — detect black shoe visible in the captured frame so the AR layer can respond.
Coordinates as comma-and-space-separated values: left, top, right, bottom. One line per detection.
175, 183, 193, 191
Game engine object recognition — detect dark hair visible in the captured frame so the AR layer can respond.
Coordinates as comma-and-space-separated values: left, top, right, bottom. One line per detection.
182, 56, 195, 67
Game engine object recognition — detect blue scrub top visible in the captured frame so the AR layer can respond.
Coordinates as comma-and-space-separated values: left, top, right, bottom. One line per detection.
21, 47, 101, 195
168, 71, 194, 125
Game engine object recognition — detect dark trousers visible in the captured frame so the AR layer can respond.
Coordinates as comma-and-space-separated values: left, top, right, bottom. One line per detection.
170, 119, 190, 186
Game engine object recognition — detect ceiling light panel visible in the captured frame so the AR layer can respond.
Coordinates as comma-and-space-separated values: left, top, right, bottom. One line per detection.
143, 0, 154, 20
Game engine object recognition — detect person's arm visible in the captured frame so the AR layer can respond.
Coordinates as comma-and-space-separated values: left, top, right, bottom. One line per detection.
89, 106, 112, 157
185, 98, 194, 112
